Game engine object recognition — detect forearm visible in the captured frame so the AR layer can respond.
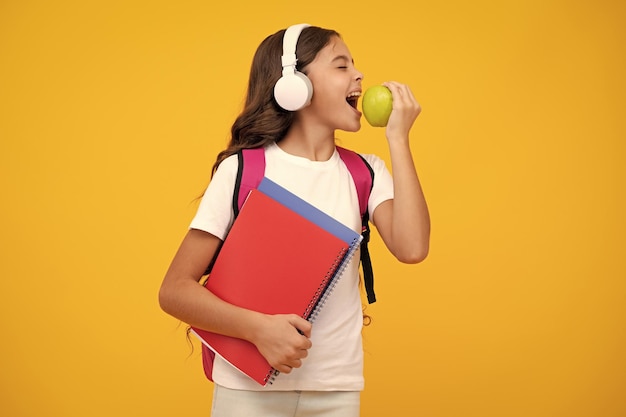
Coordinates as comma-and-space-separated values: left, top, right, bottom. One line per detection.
159, 275, 263, 341
387, 137, 430, 263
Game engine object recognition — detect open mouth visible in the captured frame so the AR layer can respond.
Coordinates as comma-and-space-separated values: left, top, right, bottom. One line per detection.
346, 91, 361, 109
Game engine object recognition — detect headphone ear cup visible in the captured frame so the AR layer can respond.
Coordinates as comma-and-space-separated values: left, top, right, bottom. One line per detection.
274, 71, 313, 111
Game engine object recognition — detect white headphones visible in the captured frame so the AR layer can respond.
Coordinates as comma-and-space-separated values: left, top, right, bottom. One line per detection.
273, 23, 313, 111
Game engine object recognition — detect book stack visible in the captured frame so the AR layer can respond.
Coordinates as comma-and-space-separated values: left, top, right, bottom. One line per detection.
191, 178, 362, 386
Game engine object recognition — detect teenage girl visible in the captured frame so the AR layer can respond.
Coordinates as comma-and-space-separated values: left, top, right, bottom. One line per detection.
159, 24, 430, 417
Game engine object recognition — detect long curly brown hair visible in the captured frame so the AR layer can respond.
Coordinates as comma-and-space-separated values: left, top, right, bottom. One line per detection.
210, 26, 340, 177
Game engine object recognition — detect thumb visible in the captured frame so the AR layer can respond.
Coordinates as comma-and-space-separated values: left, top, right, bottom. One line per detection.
290, 315, 312, 338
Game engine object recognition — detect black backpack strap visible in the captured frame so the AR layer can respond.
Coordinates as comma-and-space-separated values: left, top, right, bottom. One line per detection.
232, 149, 245, 217
356, 154, 376, 304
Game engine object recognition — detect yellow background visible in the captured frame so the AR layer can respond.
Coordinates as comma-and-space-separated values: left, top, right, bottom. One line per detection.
1, 0, 624, 416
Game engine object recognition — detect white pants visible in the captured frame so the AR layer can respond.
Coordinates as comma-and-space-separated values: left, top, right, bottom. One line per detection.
210, 384, 360, 417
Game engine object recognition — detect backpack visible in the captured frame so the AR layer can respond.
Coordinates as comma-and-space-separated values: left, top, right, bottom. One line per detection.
200, 145, 376, 382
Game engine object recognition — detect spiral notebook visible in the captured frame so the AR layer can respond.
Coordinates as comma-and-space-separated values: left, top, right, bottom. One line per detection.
191, 181, 362, 386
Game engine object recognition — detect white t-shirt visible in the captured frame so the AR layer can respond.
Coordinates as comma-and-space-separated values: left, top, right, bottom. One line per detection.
190, 142, 394, 391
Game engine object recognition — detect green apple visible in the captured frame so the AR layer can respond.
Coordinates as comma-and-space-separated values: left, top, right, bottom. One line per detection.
362, 85, 393, 127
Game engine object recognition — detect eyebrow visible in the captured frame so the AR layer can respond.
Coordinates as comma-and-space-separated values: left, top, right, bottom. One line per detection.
331, 55, 354, 64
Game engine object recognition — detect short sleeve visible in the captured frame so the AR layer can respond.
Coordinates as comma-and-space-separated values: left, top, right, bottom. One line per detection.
189, 154, 239, 240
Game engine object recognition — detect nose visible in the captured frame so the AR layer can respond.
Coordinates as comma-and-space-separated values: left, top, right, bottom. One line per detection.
355, 67, 364, 82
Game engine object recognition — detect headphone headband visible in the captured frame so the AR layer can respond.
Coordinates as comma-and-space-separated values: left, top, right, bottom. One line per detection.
281, 23, 311, 74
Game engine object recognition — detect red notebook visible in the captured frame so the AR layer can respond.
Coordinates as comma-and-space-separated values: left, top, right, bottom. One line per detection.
190, 188, 358, 386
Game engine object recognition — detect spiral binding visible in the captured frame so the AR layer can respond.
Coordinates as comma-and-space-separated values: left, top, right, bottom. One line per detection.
264, 368, 280, 385
307, 235, 363, 322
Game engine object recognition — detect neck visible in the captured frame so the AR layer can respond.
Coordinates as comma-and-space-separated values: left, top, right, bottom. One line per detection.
279, 119, 336, 161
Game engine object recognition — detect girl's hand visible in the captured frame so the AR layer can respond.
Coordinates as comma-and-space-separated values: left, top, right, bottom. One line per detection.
382, 81, 421, 142
250, 313, 313, 374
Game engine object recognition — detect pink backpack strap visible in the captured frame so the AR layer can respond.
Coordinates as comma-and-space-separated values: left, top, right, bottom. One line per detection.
336, 146, 373, 218
201, 345, 216, 381
234, 147, 266, 215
